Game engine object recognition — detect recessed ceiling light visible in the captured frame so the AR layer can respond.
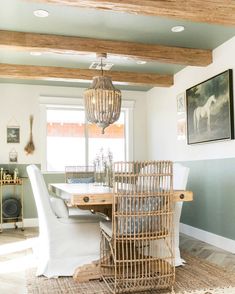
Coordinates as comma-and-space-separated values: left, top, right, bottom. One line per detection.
136, 60, 147, 65
171, 25, 185, 33
30, 51, 42, 56
33, 9, 49, 18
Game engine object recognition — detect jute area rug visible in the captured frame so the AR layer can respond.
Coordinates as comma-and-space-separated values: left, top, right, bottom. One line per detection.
26, 253, 235, 294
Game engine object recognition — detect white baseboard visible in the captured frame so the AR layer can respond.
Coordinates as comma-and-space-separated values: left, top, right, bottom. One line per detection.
2, 218, 38, 229
180, 223, 235, 254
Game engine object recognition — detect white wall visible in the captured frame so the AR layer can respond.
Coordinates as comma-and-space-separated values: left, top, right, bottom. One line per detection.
0, 84, 147, 164
146, 36, 235, 161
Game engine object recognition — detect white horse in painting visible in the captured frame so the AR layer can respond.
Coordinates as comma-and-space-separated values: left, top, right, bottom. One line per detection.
193, 95, 216, 133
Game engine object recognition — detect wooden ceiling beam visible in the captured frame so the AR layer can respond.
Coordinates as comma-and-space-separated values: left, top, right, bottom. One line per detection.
0, 30, 212, 66
31, 0, 235, 26
0, 63, 173, 87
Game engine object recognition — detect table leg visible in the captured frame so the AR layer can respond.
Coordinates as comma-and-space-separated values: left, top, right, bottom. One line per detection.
174, 202, 185, 266
73, 260, 101, 282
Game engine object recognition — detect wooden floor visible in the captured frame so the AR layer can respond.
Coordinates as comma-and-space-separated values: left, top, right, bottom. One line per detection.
0, 227, 235, 294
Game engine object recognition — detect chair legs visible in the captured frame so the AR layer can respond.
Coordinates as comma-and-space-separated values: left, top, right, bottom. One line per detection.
100, 230, 115, 293
100, 229, 175, 294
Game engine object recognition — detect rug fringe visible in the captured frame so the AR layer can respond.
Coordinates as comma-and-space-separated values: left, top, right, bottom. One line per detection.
180, 286, 235, 294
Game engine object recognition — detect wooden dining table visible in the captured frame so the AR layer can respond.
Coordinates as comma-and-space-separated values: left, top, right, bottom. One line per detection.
49, 182, 193, 207
49, 183, 193, 281
49, 183, 193, 221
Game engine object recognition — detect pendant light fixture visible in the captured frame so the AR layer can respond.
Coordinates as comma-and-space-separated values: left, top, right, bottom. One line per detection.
84, 53, 122, 134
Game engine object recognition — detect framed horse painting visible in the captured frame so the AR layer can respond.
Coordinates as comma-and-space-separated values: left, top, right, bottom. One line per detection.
186, 69, 234, 144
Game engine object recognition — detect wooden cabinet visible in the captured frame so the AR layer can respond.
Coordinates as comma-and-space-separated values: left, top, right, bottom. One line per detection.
0, 178, 24, 232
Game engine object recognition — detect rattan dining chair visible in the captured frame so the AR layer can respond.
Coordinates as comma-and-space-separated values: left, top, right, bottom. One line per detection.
65, 165, 110, 220
100, 161, 175, 293
65, 166, 95, 183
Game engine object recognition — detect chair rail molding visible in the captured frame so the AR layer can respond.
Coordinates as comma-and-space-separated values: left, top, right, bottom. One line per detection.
2, 218, 39, 229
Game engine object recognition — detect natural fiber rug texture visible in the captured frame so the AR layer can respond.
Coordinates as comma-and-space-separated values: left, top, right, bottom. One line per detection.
26, 253, 235, 294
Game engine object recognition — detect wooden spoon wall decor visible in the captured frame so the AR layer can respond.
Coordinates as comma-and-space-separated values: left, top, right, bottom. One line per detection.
24, 115, 35, 155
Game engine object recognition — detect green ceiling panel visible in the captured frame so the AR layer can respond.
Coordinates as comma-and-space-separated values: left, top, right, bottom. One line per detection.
0, 0, 234, 90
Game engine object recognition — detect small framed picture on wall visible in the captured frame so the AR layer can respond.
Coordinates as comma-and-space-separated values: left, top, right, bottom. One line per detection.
176, 92, 186, 114
7, 126, 20, 143
9, 149, 18, 163
177, 118, 186, 140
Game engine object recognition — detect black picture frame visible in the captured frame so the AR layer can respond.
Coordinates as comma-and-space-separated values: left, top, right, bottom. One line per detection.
186, 69, 234, 145
7, 126, 20, 143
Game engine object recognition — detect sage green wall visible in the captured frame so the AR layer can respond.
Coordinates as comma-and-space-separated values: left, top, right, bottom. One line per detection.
0, 164, 36, 219
180, 158, 235, 241
0, 164, 65, 219
6, 159, 235, 242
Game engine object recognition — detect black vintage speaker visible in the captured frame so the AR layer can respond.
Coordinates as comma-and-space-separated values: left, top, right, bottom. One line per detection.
2, 197, 22, 218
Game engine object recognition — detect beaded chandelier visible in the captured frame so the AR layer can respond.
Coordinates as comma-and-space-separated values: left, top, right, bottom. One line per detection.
84, 53, 122, 134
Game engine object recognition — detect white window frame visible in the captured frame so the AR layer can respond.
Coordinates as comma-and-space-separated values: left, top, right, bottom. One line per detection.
39, 96, 134, 172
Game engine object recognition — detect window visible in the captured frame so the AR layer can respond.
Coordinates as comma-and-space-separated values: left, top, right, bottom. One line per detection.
88, 112, 125, 165
47, 108, 86, 171
45, 105, 130, 172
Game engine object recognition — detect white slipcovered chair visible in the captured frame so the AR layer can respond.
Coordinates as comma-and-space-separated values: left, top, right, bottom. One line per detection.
27, 164, 102, 278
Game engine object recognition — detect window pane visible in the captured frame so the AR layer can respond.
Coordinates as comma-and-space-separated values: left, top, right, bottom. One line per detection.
47, 109, 85, 171
88, 112, 125, 164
